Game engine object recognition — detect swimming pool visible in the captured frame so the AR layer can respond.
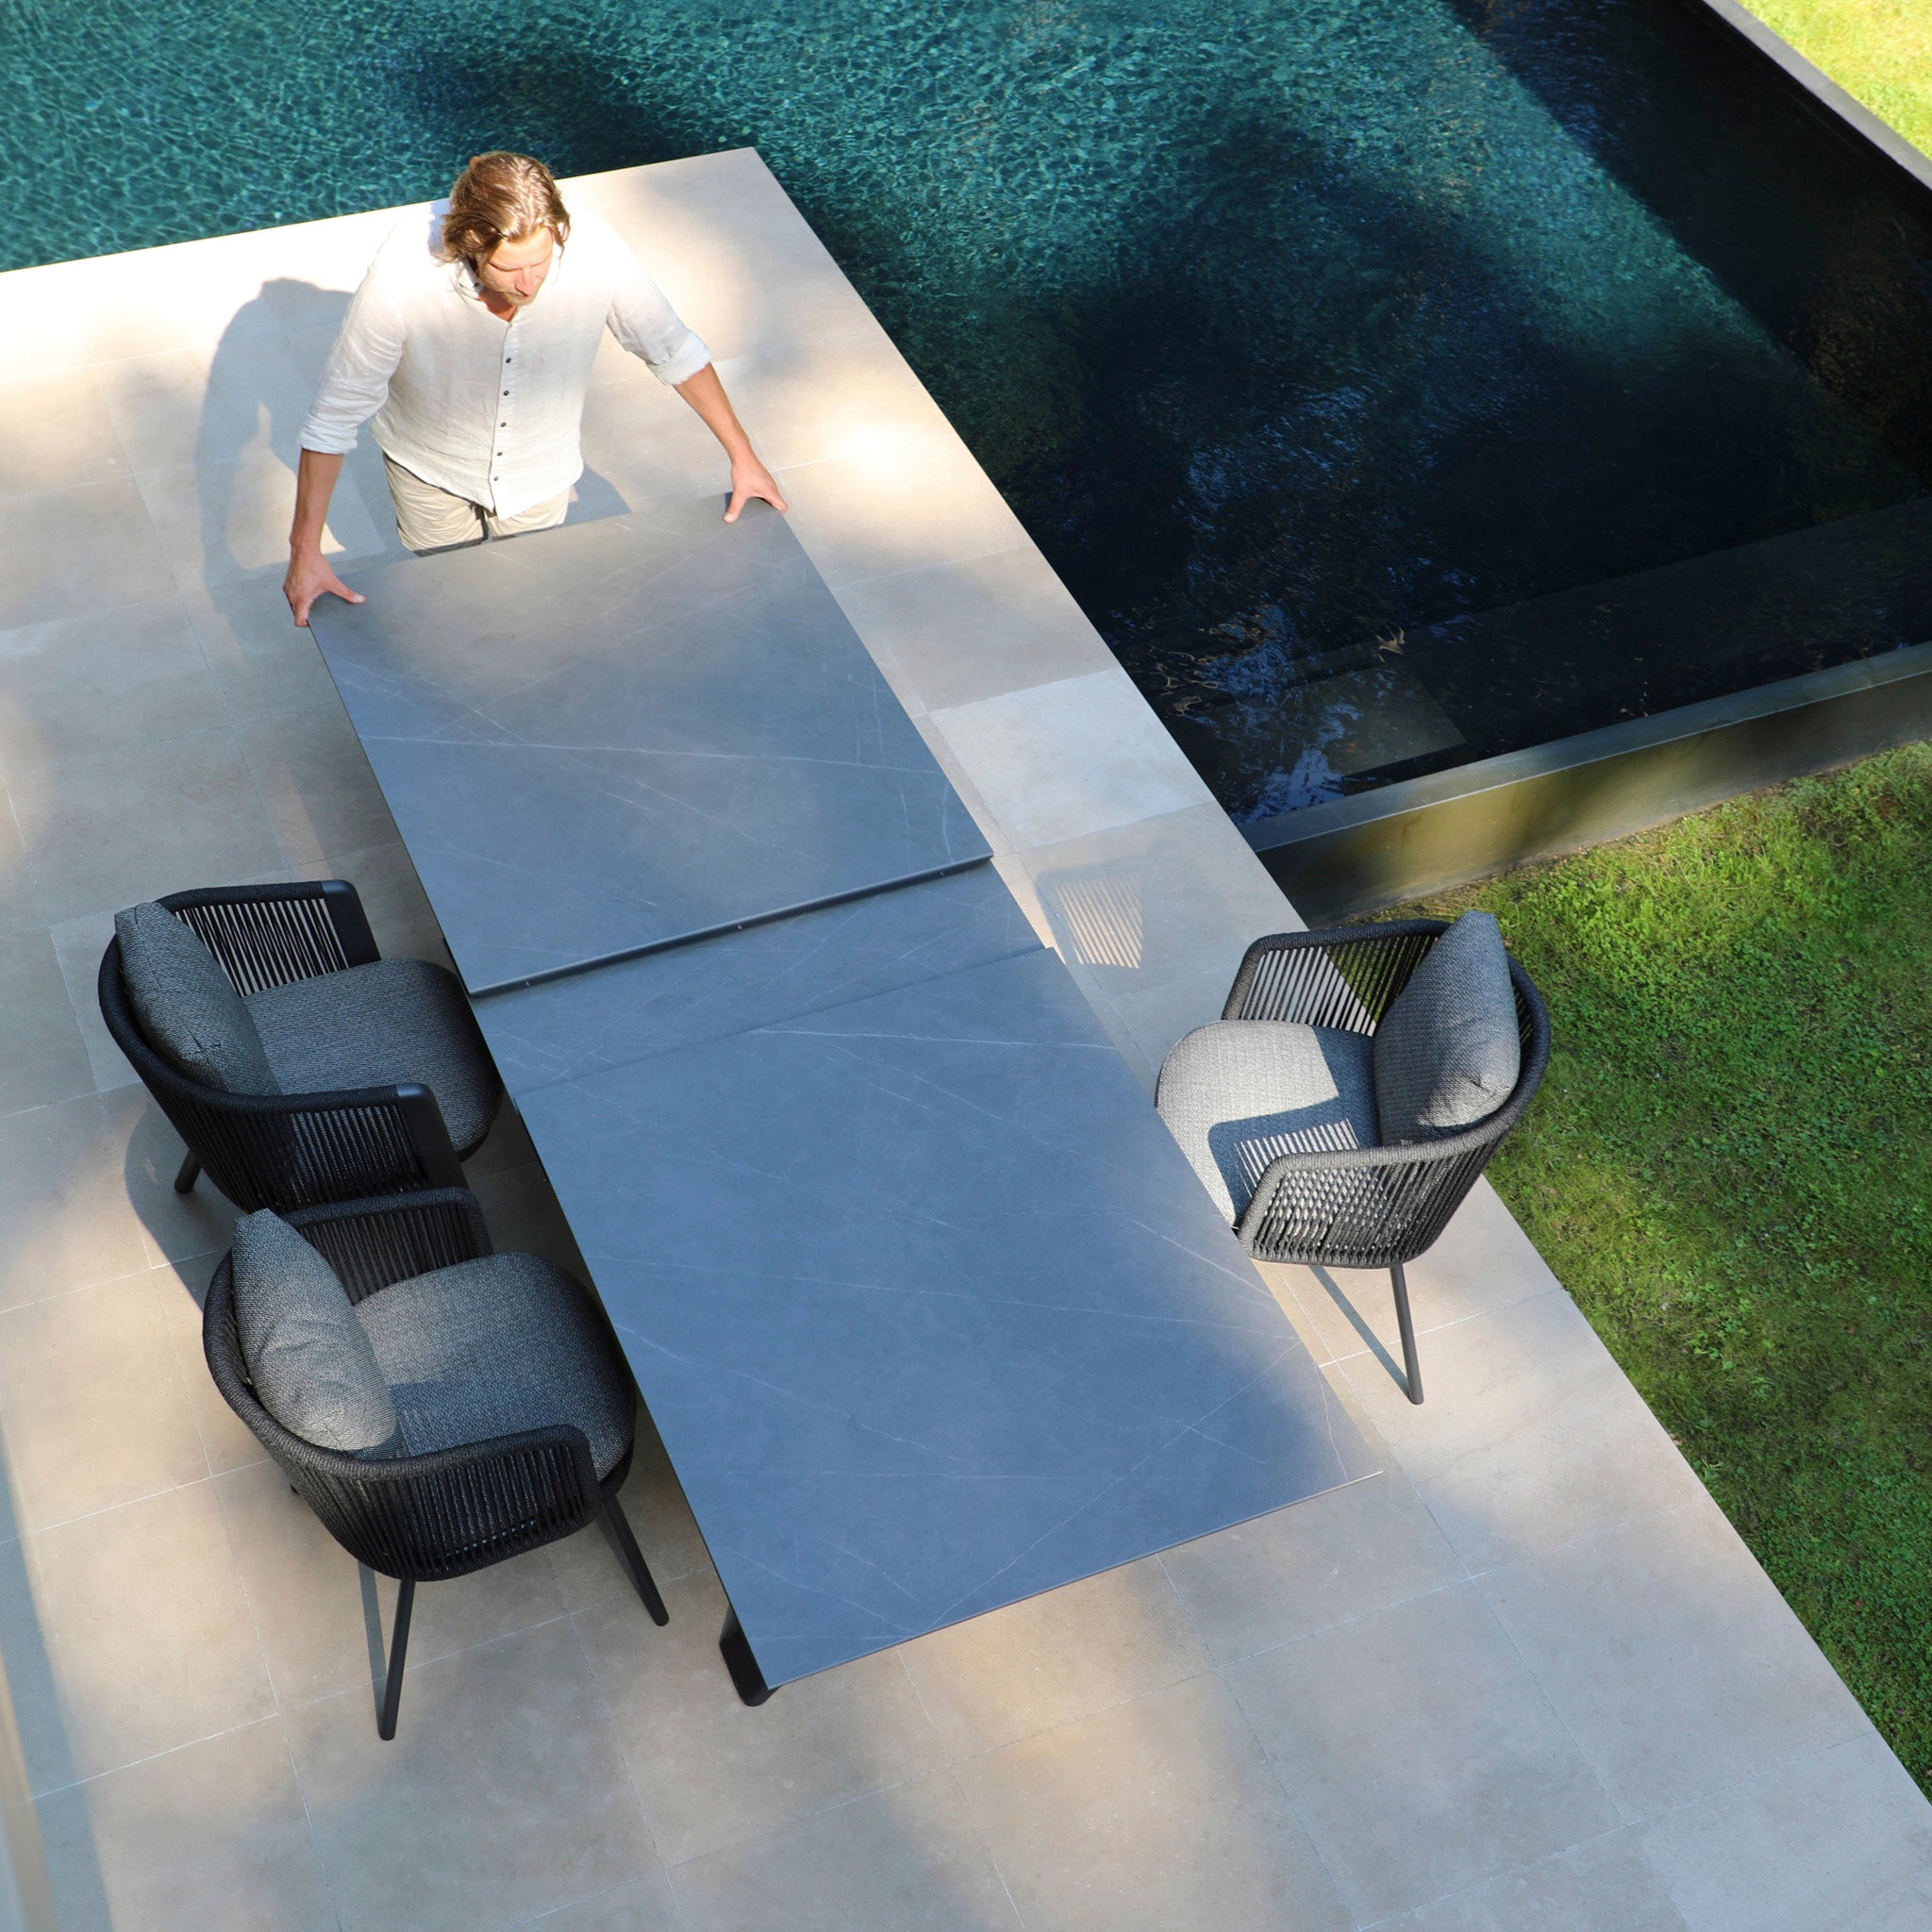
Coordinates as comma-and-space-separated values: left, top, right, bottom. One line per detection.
8, 0, 1930, 823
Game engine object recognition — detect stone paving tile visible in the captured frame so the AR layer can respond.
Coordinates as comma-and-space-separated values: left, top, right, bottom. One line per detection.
0, 1271, 207, 1535
0, 791, 40, 937
1339, 1289, 1707, 1574
0, 927, 93, 1116
1, 1483, 275, 1793
0, 1093, 156, 1307
234, 694, 400, 872
45, 908, 132, 1093
1638, 1736, 1932, 1932
836, 543, 1119, 715
577, 1567, 943, 1866
1161, 1457, 1462, 1670
1479, 1493, 1871, 1823
286, 1619, 661, 1932
671, 1770, 1023, 1932
138, 445, 384, 592
35, 1718, 338, 1932
898, 1557, 1210, 1760
8, 724, 282, 927
1004, 801, 1296, 996
505, 1871, 685, 1931
956, 1671, 1352, 1932
0, 597, 223, 791
1225, 1581, 1619, 1924
778, 437, 1031, 591
928, 672, 1217, 851
1373, 1829, 1690, 1931
92, 334, 314, 475
0, 369, 127, 500
0, 478, 172, 631
144, 1252, 267, 1477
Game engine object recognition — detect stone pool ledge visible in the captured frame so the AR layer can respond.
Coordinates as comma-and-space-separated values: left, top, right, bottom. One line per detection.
0, 149, 1924, 1930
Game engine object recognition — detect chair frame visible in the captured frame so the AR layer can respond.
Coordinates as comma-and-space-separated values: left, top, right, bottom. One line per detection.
1213, 919, 1551, 1404
98, 880, 495, 1214
203, 1188, 667, 1740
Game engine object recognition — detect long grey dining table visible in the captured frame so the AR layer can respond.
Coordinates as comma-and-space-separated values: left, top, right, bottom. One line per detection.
311, 500, 1376, 1702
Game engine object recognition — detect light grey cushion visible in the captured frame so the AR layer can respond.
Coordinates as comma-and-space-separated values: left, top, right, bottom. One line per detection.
1373, 911, 1521, 1144
115, 902, 277, 1095
355, 1253, 633, 1479
230, 1209, 398, 1454
245, 958, 499, 1150
1157, 1021, 1380, 1225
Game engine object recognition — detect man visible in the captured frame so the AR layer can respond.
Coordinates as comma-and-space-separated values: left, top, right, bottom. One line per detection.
284, 150, 785, 625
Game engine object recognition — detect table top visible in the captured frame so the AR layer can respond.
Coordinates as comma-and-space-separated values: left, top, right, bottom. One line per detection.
310, 501, 990, 995
507, 908, 1377, 1687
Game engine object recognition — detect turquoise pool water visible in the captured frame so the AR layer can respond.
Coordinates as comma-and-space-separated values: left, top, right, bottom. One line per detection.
7, 0, 1931, 818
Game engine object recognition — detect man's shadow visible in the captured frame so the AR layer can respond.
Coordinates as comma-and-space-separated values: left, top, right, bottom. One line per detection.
193, 276, 630, 585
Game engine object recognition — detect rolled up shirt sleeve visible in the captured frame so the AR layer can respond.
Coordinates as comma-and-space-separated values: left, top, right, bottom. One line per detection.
299, 270, 408, 455
605, 248, 711, 387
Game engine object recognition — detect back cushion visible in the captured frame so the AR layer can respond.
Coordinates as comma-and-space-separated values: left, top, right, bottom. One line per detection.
1373, 911, 1522, 1143
230, 1210, 398, 1455
115, 903, 277, 1095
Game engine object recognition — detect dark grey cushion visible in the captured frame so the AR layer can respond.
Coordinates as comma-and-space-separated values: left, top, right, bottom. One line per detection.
1373, 911, 1521, 1144
115, 902, 277, 1095
230, 1210, 398, 1454
1157, 1021, 1380, 1224
245, 958, 499, 1150
355, 1253, 634, 1479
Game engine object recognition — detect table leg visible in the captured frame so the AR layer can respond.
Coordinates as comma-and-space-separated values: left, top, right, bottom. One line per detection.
720, 1607, 773, 1707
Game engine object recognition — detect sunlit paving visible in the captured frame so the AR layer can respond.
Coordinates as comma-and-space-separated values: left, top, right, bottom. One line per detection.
2, 0, 1931, 1920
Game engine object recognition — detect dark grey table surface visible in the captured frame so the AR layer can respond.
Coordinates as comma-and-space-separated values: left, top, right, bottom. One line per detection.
316, 508, 1375, 1691
309, 501, 989, 995
500, 885, 1377, 1687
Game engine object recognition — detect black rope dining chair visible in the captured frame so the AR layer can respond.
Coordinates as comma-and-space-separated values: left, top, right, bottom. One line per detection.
1157, 919, 1550, 1404
99, 880, 500, 1213
203, 1188, 668, 1740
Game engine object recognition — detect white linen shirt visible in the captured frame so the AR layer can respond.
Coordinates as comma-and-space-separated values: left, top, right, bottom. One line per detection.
299, 203, 711, 518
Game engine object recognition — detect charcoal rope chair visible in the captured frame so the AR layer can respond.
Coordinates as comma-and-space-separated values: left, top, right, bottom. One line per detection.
98, 881, 501, 1213
204, 1188, 668, 1740
1156, 915, 1549, 1405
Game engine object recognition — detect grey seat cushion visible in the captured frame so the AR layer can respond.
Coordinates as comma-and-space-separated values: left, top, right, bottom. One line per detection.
115, 902, 277, 1095
245, 958, 500, 1151
230, 1209, 398, 1454
355, 1254, 634, 1479
1373, 911, 1521, 1144
1157, 1021, 1380, 1225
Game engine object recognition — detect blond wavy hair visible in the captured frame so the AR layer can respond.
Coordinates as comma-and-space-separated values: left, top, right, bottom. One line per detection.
440, 152, 571, 267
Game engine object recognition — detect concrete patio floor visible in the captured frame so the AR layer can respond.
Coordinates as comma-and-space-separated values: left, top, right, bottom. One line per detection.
0, 150, 1926, 1931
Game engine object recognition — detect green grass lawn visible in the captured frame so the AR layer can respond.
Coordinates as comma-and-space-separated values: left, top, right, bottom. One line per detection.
1380, 743, 1932, 1793
1745, 0, 1932, 157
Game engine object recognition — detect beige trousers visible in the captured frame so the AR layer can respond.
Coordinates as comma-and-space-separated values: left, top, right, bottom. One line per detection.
382, 454, 570, 554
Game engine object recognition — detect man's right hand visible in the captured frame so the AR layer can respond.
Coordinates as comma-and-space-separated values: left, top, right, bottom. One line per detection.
284, 549, 365, 628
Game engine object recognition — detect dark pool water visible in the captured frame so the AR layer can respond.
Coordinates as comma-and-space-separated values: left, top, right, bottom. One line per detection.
7, 0, 1931, 820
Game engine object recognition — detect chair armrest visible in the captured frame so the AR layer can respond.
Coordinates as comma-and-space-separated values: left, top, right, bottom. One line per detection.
1223, 921, 1450, 1029
285, 1188, 492, 1301
160, 879, 381, 993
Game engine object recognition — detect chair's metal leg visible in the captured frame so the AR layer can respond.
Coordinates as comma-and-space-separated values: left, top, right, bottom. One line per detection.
1391, 1261, 1424, 1406
377, 1577, 415, 1741
720, 1607, 773, 1707
173, 1153, 200, 1194
604, 1498, 669, 1626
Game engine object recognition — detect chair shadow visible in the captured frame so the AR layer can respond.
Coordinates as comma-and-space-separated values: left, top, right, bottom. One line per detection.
1306, 1261, 1409, 1393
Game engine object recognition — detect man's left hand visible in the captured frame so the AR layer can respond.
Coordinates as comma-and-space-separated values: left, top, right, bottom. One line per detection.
724, 457, 788, 524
